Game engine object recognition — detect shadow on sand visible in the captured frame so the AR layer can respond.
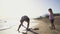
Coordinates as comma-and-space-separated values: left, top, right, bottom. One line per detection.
22, 25, 39, 34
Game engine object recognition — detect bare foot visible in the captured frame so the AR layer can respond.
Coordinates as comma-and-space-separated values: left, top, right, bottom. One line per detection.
17, 30, 20, 33
53, 27, 56, 29
26, 28, 30, 31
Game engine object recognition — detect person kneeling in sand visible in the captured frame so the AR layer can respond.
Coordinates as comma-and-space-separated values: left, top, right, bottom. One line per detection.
17, 15, 30, 33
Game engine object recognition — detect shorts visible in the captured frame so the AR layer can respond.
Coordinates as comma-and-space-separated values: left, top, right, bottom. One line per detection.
50, 19, 54, 24
20, 17, 30, 23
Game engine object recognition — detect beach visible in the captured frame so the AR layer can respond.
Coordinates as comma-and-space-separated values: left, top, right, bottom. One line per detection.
0, 16, 60, 34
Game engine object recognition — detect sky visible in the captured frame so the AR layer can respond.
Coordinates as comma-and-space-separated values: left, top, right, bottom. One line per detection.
0, 0, 60, 18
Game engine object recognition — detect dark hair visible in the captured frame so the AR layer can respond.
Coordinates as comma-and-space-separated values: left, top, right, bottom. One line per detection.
48, 8, 53, 13
48, 8, 52, 11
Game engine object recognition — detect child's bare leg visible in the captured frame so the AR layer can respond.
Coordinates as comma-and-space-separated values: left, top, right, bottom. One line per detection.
52, 24, 55, 29
50, 19, 55, 29
26, 21, 29, 30
51, 23, 55, 29
17, 22, 23, 32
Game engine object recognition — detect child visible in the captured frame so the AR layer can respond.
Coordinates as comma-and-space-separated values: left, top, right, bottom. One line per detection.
17, 15, 30, 33
48, 8, 55, 29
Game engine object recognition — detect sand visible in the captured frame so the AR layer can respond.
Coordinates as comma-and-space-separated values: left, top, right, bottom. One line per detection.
0, 16, 60, 34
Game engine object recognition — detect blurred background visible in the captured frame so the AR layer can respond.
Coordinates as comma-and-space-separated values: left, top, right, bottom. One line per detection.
0, 0, 60, 18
